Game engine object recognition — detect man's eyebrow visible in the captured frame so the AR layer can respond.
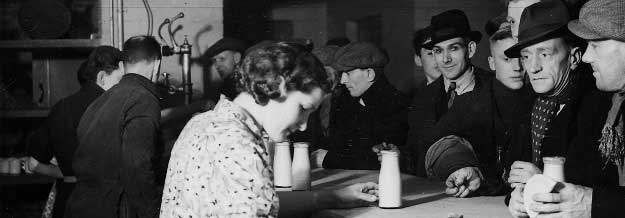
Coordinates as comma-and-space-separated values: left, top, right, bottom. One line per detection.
535, 47, 554, 53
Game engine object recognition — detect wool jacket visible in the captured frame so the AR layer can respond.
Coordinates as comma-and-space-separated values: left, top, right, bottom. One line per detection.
404, 66, 534, 196
322, 76, 409, 170
67, 73, 163, 218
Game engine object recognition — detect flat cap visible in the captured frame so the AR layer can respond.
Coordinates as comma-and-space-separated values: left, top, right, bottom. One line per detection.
332, 42, 389, 72
205, 38, 247, 58
568, 0, 625, 41
312, 45, 340, 66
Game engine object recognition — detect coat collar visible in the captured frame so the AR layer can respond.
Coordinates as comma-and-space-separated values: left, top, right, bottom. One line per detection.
120, 73, 162, 100
359, 76, 394, 107
80, 82, 105, 96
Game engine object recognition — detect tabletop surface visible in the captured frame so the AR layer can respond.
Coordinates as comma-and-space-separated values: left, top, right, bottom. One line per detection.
310, 169, 510, 218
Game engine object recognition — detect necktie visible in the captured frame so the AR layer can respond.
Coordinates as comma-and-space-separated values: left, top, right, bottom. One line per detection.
447, 82, 457, 109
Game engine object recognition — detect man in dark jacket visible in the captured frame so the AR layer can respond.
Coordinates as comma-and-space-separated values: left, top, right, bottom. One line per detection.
523, 0, 625, 217
412, 26, 442, 87
399, 9, 502, 198
502, 0, 603, 217
311, 41, 409, 170
67, 35, 163, 218
24, 46, 124, 218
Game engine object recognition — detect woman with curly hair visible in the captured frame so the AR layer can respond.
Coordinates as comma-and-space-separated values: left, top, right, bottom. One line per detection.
159, 42, 378, 218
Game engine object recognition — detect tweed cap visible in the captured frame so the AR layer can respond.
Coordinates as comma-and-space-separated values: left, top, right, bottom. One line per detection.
332, 42, 389, 72
312, 45, 340, 66
568, 0, 625, 41
205, 38, 247, 58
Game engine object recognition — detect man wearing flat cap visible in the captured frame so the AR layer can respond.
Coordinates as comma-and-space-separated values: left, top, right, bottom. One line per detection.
514, 0, 625, 217
311, 41, 409, 170
502, 0, 612, 217
205, 37, 247, 99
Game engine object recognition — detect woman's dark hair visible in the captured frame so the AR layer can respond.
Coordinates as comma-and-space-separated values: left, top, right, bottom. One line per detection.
237, 42, 331, 105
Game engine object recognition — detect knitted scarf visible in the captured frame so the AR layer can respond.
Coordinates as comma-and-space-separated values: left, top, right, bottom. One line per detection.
598, 92, 625, 185
530, 63, 577, 166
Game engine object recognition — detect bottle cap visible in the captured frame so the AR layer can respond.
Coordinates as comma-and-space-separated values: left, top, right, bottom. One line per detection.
293, 142, 309, 148
542, 156, 566, 165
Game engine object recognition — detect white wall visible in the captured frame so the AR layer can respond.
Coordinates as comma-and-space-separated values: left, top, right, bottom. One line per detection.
100, 0, 223, 97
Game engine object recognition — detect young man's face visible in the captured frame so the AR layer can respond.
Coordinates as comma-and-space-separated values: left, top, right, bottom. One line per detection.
415, 46, 442, 84
520, 38, 577, 94
432, 37, 476, 80
507, 0, 540, 38
489, 38, 524, 90
582, 40, 625, 92
340, 68, 374, 97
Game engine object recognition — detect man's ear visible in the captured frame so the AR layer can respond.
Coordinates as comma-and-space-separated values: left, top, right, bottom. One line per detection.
569, 47, 582, 70
366, 68, 376, 82
414, 54, 423, 67
96, 70, 106, 87
151, 59, 162, 82
467, 41, 477, 59
234, 52, 242, 64
488, 56, 496, 71
118, 61, 125, 74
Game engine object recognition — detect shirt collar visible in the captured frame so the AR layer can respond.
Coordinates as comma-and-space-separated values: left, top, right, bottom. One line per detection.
443, 65, 475, 95
214, 96, 266, 139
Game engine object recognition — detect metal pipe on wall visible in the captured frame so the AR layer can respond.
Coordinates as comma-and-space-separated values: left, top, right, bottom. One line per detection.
110, 0, 115, 47
180, 38, 192, 104
116, 0, 124, 49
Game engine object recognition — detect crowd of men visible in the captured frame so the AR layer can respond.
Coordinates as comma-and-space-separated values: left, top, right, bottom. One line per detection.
21, 0, 625, 217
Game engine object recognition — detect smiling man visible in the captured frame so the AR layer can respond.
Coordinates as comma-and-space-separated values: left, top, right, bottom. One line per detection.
400, 9, 510, 198
311, 41, 409, 170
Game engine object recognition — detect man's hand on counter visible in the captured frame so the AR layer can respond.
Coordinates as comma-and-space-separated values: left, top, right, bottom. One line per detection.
311, 149, 328, 169
445, 167, 482, 198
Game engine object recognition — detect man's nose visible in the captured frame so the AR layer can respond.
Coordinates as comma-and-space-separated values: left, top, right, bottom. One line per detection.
340, 72, 349, 84
525, 56, 542, 74
442, 50, 452, 64
512, 58, 523, 72
581, 49, 593, 64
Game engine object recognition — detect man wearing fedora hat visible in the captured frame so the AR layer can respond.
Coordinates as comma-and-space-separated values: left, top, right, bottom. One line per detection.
401, 9, 515, 198
518, 0, 625, 217
502, 0, 608, 217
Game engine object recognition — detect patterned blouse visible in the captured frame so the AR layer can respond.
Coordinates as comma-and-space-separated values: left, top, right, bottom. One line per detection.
160, 97, 279, 218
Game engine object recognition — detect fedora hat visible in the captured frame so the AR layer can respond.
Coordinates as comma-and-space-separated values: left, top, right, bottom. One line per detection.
568, 0, 625, 41
505, 0, 570, 58
423, 9, 482, 49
